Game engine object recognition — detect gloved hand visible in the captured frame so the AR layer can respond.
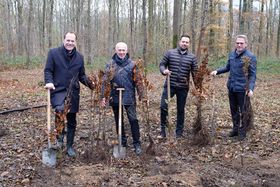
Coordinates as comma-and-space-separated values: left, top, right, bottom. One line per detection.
44, 83, 55, 90
210, 70, 217, 76
247, 90, 253, 97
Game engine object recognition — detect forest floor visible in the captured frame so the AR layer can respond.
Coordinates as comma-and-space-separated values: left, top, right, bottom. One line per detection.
0, 67, 279, 187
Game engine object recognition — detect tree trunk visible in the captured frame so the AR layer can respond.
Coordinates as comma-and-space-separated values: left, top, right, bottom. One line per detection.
173, 0, 182, 48
257, 0, 265, 57
277, 1, 280, 57
227, 0, 233, 52
86, 0, 92, 65
191, 0, 197, 52
26, 0, 33, 68
129, 0, 135, 57
48, 0, 54, 48
15, 0, 24, 55
208, 0, 214, 56
196, 0, 208, 63
142, 0, 147, 66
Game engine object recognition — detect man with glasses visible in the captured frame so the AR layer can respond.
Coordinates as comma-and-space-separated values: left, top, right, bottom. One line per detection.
211, 34, 257, 140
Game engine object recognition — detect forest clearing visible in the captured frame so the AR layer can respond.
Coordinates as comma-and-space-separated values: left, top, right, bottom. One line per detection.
0, 67, 279, 187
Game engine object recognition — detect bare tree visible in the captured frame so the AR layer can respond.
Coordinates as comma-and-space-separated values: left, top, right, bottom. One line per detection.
277, 0, 280, 57
173, 0, 182, 48
227, 0, 233, 52
48, 0, 54, 48
142, 0, 147, 65
26, 0, 33, 68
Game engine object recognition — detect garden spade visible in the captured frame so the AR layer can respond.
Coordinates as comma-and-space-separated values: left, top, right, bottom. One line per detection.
113, 88, 126, 159
42, 89, 57, 167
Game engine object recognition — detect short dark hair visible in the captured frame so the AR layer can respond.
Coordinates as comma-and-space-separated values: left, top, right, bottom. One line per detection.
180, 34, 191, 42
64, 32, 77, 40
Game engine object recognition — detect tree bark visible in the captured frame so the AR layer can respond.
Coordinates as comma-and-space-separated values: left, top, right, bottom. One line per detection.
173, 0, 182, 48
142, 0, 147, 65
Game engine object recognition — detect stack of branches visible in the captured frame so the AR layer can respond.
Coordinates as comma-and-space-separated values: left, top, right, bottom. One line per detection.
241, 56, 254, 133
191, 54, 212, 146
133, 58, 155, 155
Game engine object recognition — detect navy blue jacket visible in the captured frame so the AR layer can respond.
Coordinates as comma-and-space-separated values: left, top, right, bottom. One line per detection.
102, 54, 139, 106
217, 49, 257, 92
44, 45, 91, 112
159, 48, 197, 89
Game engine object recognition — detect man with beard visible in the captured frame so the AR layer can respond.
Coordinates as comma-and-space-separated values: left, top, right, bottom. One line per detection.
159, 34, 198, 139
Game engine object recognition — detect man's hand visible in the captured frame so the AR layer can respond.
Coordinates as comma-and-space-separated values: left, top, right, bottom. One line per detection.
100, 98, 106, 107
247, 90, 254, 97
89, 81, 95, 90
163, 69, 171, 75
44, 83, 55, 90
210, 71, 217, 76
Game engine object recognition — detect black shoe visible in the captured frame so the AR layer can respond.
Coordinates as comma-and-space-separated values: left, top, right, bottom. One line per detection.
134, 144, 142, 156
239, 133, 246, 141
228, 131, 238, 137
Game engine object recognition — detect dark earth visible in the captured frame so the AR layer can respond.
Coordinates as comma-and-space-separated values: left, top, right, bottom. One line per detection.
0, 67, 279, 186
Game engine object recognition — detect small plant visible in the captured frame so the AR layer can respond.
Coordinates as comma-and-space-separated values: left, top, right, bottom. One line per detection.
191, 54, 211, 146
241, 56, 254, 133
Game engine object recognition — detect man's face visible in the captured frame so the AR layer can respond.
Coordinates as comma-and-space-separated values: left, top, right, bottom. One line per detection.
179, 37, 190, 50
235, 37, 247, 53
116, 43, 127, 59
63, 33, 76, 51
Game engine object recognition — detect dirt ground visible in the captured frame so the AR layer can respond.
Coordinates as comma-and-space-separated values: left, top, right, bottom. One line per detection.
0, 67, 279, 187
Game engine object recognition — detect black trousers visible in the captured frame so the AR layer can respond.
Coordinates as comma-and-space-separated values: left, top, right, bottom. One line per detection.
112, 105, 140, 147
228, 91, 247, 134
160, 86, 188, 136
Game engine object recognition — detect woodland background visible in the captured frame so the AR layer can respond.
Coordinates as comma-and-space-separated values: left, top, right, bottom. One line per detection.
0, 0, 280, 68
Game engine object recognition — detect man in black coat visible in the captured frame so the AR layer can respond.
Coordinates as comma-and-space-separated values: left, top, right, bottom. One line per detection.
159, 34, 198, 139
44, 32, 94, 157
101, 42, 143, 156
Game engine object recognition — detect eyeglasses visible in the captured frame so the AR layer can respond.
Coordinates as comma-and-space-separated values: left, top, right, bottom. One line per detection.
236, 42, 244, 45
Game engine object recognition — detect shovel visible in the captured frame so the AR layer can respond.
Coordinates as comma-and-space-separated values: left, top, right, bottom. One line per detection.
42, 89, 57, 167
167, 73, 172, 140
113, 88, 126, 158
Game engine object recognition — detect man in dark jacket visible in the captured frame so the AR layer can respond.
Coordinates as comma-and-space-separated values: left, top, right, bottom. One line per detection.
159, 34, 198, 139
101, 42, 142, 156
44, 32, 94, 157
211, 34, 257, 140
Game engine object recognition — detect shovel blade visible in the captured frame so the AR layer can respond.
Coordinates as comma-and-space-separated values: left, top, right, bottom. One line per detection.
113, 145, 126, 159
42, 148, 57, 167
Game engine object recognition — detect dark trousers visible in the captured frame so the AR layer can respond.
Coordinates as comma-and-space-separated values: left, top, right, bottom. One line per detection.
112, 105, 140, 146
160, 86, 188, 136
66, 113, 77, 148
228, 91, 247, 134
55, 105, 77, 148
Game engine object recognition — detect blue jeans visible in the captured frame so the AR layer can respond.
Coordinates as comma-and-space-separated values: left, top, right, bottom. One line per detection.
160, 86, 188, 136
112, 105, 140, 146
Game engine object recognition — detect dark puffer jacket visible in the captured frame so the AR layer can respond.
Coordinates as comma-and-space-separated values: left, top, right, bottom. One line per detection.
159, 48, 197, 89
103, 54, 139, 106
216, 49, 257, 92
44, 45, 92, 112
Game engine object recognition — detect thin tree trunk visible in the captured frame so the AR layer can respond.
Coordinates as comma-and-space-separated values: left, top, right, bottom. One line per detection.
26, 0, 33, 68
257, 0, 264, 57
142, 0, 147, 66
86, 0, 92, 65
173, 0, 181, 48
48, 0, 54, 48
227, 0, 233, 52
277, 1, 280, 57
191, 0, 197, 52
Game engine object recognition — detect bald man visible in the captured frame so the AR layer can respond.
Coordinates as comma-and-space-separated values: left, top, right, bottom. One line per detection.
101, 42, 143, 156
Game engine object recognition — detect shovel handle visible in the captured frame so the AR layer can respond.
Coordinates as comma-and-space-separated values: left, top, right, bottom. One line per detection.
47, 89, 51, 147
117, 88, 125, 147
167, 74, 171, 135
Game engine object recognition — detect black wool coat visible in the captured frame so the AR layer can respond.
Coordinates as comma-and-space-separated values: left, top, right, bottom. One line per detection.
44, 45, 91, 113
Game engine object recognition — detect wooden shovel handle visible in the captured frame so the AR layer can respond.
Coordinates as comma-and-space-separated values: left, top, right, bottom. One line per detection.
47, 89, 51, 147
